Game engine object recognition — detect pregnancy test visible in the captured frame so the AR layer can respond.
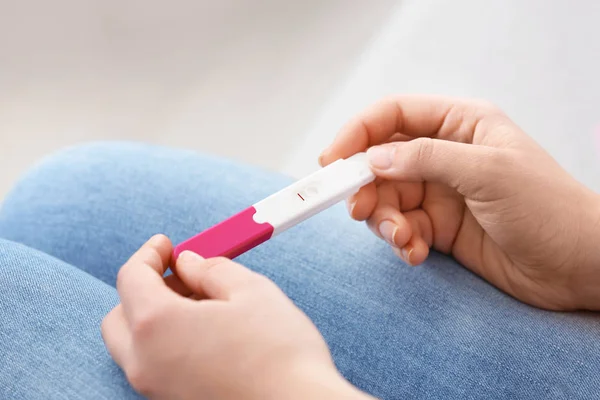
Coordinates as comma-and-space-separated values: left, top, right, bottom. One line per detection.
172, 152, 375, 261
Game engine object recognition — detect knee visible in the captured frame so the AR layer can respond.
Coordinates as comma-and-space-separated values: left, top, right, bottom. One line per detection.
0, 141, 179, 237
0, 141, 197, 212
2, 141, 159, 201
6, 141, 180, 192
0, 141, 190, 271
0, 140, 288, 247
1, 140, 287, 217
0, 140, 283, 233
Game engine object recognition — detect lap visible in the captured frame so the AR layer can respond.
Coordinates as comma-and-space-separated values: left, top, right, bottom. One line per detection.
1, 142, 599, 399
0, 238, 140, 399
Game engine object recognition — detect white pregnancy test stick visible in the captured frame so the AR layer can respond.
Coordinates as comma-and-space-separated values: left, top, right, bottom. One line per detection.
173, 152, 375, 260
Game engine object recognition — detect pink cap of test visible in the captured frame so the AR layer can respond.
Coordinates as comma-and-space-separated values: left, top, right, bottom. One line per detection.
172, 206, 274, 261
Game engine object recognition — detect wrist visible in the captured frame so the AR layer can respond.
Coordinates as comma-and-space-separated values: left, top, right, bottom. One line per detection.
263, 360, 374, 400
571, 191, 600, 310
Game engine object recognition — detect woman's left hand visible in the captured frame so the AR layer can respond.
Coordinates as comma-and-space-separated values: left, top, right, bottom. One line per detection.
101, 235, 370, 400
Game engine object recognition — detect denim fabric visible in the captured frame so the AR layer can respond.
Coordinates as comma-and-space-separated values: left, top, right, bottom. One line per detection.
0, 142, 598, 399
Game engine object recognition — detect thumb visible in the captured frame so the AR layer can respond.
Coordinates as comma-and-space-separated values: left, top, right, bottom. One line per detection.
366, 138, 506, 195
175, 251, 258, 300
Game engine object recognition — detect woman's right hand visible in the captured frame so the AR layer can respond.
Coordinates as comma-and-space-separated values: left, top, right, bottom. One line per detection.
320, 95, 600, 311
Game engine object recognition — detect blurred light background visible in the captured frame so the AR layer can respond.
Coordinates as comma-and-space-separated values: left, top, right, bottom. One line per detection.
1, 0, 599, 198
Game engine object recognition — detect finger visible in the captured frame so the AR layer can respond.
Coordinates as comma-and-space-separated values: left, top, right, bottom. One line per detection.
403, 209, 434, 247
421, 183, 466, 253
366, 139, 509, 197
101, 305, 131, 369
393, 181, 424, 212
116, 234, 176, 322
449, 209, 515, 296
366, 182, 412, 248
174, 251, 262, 300
346, 182, 377, 221
170, 251, 208, 299
387, 132, 413, 143
393, 236, 430, 266
318, 133, 409, 167
320, 95, 503, 164
451, 208, 498, 281
164, 274, 194, 297
395, 209, 434, 266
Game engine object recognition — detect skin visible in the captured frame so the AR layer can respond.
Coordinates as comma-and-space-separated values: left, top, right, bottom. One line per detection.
320, 95, 600, 311
103, 95, 600, 398
102, 235, 374, 400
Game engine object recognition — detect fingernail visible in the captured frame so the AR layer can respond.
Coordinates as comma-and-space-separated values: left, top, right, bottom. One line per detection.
400, 246, 415, 266
367, 146, 394, 169
347, 200, 357, 215
379, 220, 398, 246
148, 234, 166, 246
318, 149, 329, 166
178, 250, 203, 265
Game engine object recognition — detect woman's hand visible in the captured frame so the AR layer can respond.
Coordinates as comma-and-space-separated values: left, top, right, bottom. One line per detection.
320, 95, 600, 311
101, 235, 371, 400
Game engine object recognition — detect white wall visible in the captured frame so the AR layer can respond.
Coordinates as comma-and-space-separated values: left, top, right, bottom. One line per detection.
0, 0, 395, 197
1, 0, 598, 197
286, 0, 600, 191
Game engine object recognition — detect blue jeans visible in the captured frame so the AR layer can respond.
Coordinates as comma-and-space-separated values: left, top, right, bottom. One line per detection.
0, 142, 598, 399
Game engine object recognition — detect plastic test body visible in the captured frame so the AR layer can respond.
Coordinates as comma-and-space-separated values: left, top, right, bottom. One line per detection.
172, 152, 375, 261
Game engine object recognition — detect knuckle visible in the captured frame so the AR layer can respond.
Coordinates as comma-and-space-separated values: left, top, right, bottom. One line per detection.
413, 137, 435, 164
206, 257, 231, 269
126, 363, 154, 396
130, 305, 169, 340
471, 98, 504, 115
130, 314, 157, 340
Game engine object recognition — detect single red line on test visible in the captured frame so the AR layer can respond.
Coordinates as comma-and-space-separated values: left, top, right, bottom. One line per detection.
297, 193, 305, 201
